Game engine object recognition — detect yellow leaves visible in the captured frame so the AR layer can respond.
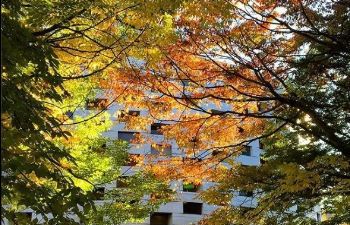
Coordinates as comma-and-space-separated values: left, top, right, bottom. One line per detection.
146, 47, 162, 63
59, 158, 73, 170
26, 172, 46, 186
1, 112, 12, 129
73, 112, 112, 140
89, 61, 103, 71
279, 163, 321, 193
309, 155, 350, 170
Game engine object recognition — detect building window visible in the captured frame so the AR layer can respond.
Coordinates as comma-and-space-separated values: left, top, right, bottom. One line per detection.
117, 110, 140, 122
183, 183, 200, 192
151, 123, 167, 135
125, 154, 140, 166
118, 131, 138, 143
241, 145, 252, 156
259, 141, 264, 149
86, 98, 108, 110
151, 144, 172, 156
212, 150, 220, 156
183, 202, 202, 215
210, 109, 225, 116
150, 212, 171, 225
116, 176, 129, 188
238, 190, 253, 197
92, 187, 105, 200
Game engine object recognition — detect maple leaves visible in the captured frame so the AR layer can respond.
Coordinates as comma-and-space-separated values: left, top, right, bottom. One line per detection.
3, 0, 349, 224
101, 0, 349, 223
2, 0, 182, 224
105, 0, 349, 156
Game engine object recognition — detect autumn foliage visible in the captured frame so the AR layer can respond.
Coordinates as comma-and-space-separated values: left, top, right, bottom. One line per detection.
2, 0, 349, 224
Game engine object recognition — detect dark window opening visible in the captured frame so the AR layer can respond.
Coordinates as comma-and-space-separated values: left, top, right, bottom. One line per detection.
150, 212, 171, 225
125, 154, 140, 166
259, 141, 264, 149
210, 109, 225, 116
118, 131, 138, 143
151, 144, 172, 156
183, 183, 200, 192
183, 202, 202, 215
212, 150, 220, 156
129, 199, 138, 204
151, 123, 167, 135
241, 145, 252, 156
92, 187, 105, 200
238, 190, 253, 197
118, 110, 140, 121
116, 176, 129, 188
86, 98, 108, 110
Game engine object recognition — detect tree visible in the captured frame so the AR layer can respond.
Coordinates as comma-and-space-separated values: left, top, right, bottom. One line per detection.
1, 0, 178, 224
103, 0, 350, 223
200, 127, 350, 225
2, 1, 93, 223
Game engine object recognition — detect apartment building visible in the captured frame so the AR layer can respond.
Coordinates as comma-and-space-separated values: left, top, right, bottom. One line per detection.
83, 92, 262, 225
3, 92, 321, 225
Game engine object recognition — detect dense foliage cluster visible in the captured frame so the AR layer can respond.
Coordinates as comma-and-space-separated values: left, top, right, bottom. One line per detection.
104, 0, 350, 224
1, 0, 174, 224
1, 0, 349, 224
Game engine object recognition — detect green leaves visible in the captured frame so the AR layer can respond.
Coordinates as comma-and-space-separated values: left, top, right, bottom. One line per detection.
2, 0, 178, 223
85, 172, 173, 225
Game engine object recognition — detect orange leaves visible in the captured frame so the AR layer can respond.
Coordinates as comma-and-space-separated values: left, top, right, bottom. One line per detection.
144, 156, 214, 184
98, 0, 296, 183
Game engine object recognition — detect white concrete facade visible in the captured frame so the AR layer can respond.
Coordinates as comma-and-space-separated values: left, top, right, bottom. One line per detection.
2, 92, 262, 225
90, 99, 262, 225
2, 95, 323, 224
